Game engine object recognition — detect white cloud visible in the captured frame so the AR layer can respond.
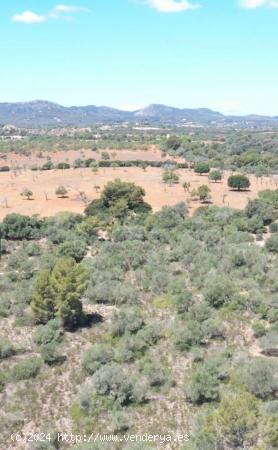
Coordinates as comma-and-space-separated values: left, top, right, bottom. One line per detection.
12, 4, 89, 24
240, 0, 278, 8
12, 11, 46, 24
54, 4, 88, 13
147, 0, 200, 13
214, 100, 242, 114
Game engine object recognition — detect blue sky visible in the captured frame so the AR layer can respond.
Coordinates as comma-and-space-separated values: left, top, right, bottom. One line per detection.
1, 0, 278, 115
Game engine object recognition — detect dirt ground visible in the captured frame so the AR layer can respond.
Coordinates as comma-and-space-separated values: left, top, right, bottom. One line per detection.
0, 166, 276, 220
1, 146, 176, 169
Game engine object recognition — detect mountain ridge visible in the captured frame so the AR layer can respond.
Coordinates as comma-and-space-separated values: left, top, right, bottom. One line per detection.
0, 100, 277, 127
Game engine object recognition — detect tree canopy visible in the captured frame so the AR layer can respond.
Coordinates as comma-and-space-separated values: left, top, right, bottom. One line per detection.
228, 174, 250, 191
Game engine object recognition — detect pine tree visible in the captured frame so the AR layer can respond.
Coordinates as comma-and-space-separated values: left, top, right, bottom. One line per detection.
31, 270, 56, 324
50, 257, 88, 329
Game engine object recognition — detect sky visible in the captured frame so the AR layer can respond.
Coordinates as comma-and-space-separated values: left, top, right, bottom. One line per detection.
1, 0, 278, 115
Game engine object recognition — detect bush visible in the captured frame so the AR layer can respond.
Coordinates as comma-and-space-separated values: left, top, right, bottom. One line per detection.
228, 174, 250, 190
40, 342, 65, 366
175, 321, 204, 351
191, 393, 259, 449
245, 199, 273, 225
266, 233, 278, 253
34, 319, 63, 346
55, 185, 68, 198
270, 222, 278, 233
91, 364, 134, 405
166, 135, 182, 150
174, 290, 194, 314
209, 170, 222, 182
56, 162, 70, 170
0, 166, 10, 172
187, 361, 221, 403
204, 276, 235, 308
23, 242, 42, 257
194, 162, 210, 175
252, 322, 267, 338
162, 170, 179, 185
57, 239, 87, 262
12, 357, 42, 381
244, 358, 277, 399
111, 410, 130, 433
87, 281, 139, 305
1, 214, 41, 240
142, 361, 170, 388
0, 295, 11, 317
0, 338, 15, 360
82, 344, 114, 375
110, 308, 144, 337
260, 332, 278, 356
41, 161, 54, 170
136, 324, 161, 346
114, 334, 148, 363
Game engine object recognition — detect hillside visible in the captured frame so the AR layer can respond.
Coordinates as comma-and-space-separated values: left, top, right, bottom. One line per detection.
0, 179, 278, 450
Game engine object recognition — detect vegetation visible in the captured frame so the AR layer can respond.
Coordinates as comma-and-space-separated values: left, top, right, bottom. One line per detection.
209, 170, 222, 182
55, 185, 68, 198
0, 146, 278, 449
20, 188, 33, 200
228, 174, 250, 190
194, 162, 210, 175
31, 257, 88, 329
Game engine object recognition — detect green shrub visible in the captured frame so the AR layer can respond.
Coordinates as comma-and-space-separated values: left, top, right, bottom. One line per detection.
12, 357, 42, 381
194, 162, 210, 175
175, 290, 194, 314
87, 281, 139, 305
142, 361, 170, 388
270, 222, 278, 233
91, 363, 134, 405
136, 324, 161, 346
266, 233, 278, 253
40, 342, 65, 366
82, 344, 114, 375
204, 276, 235, 308
175, 321, 204, 351
245, 199, 274, 225
252, 322, 267, 338
0, 338, 15, 360
57, 239, 87, 262
186, 356, 228, 404
1, 213, 41, 240
190, 393, 259, 449
34, 319, 63, 346
0, 295, 11, 317
244, 358, 277, 399
260, 332, 278, 356
110, 308, 144, 337
111, 410, 130, 433
209, 170, 222, 182
114, 334, 147, 362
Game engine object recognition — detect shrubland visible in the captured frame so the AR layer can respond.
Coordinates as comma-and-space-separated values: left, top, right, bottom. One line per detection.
0, 178, 277, 449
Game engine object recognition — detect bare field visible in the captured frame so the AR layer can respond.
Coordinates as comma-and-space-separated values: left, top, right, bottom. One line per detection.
2, 146, 176, 169
0, 166, 276, 220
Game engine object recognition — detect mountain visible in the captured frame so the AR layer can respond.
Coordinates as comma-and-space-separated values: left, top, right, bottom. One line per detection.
134, 104, 224, 123
0, 101, 133, 127
0, 100, 277, 128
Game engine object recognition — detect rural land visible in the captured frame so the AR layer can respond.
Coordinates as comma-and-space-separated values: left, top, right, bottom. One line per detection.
0, 102, 278, 450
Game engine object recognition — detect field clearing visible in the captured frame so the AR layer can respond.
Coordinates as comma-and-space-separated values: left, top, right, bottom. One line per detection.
1, 146, 181, 168
0, 166, 276, 220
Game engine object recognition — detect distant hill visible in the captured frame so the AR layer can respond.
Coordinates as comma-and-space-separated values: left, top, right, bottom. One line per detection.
0, 100, 277, 128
